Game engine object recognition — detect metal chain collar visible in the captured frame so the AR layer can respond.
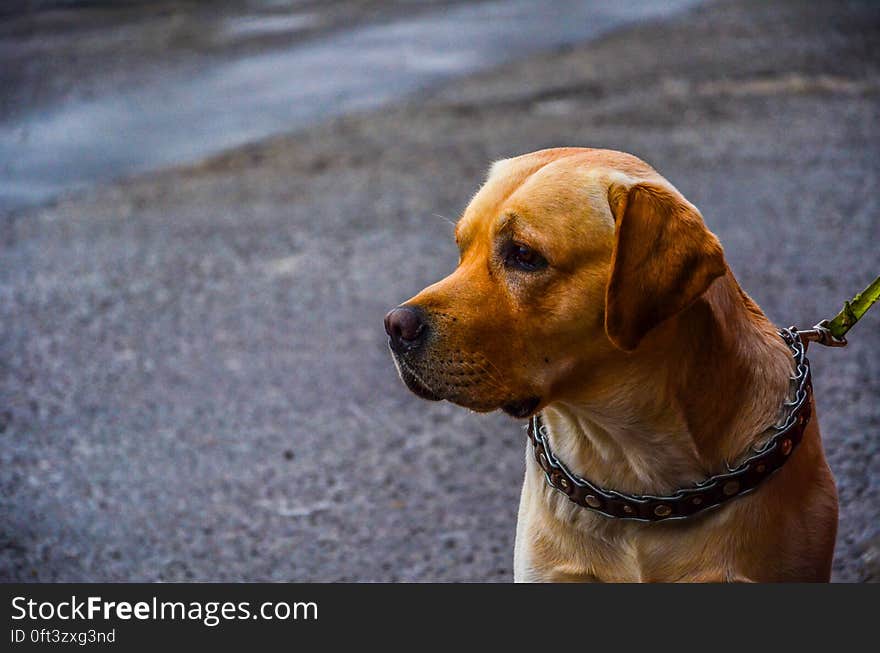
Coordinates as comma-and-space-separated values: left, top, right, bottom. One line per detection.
527, 328, 813, 523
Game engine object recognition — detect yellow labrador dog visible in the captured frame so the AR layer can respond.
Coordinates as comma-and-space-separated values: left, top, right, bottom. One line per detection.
385, 148, 838, 582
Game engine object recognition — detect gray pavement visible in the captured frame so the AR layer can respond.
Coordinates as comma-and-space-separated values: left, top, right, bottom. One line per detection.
1, 0, 879, 581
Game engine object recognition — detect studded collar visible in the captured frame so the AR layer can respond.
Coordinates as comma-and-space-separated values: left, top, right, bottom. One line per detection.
526, 328, 813, 522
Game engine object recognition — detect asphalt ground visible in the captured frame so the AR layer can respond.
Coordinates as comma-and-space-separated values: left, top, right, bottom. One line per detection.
1, 0, 878, 581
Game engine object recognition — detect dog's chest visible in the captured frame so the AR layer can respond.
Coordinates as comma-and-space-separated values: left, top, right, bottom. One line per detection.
519, 454, 733, 582
517, 463, 644, 582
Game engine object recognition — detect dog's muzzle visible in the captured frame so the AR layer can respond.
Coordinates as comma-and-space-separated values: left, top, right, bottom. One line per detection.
385, 305, 441, 401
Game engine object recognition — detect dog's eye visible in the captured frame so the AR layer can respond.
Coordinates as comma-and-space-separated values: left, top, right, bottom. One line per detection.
505, 243, 547, 272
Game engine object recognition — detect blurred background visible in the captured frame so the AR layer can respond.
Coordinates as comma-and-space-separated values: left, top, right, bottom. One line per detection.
1, 0, 878, 581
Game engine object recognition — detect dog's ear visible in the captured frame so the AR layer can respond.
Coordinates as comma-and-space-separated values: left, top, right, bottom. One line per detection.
605, 181, 726, 351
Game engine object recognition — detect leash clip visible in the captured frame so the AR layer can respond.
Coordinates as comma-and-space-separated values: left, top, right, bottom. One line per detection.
796, 320, 848, 348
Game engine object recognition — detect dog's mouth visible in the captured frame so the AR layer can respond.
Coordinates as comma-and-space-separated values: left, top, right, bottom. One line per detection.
501, 397, 541, 419
392, 350, 541, 417
393, 357, 442, 402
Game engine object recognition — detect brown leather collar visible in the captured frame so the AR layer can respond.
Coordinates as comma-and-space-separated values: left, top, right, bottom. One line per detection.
526, 328, 812, 522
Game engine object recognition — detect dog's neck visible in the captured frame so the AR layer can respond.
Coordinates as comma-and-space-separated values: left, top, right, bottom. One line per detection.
540, 273, 793, 496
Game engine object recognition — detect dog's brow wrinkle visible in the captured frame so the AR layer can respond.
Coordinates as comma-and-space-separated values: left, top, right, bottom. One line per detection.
496, 213, 515, 230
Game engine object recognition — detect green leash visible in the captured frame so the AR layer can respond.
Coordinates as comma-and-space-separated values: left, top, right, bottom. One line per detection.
797, 275, 880, 348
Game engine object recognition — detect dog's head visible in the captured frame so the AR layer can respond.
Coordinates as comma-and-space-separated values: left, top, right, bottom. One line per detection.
385, 148, 726, 418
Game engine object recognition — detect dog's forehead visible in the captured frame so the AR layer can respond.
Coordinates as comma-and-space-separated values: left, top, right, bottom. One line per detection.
506, 161, 616, 226
457, 153, 560, 235
457, 149, 651, 242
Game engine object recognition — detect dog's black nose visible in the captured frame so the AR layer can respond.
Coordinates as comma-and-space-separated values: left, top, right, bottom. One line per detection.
384, 306, 428, 351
